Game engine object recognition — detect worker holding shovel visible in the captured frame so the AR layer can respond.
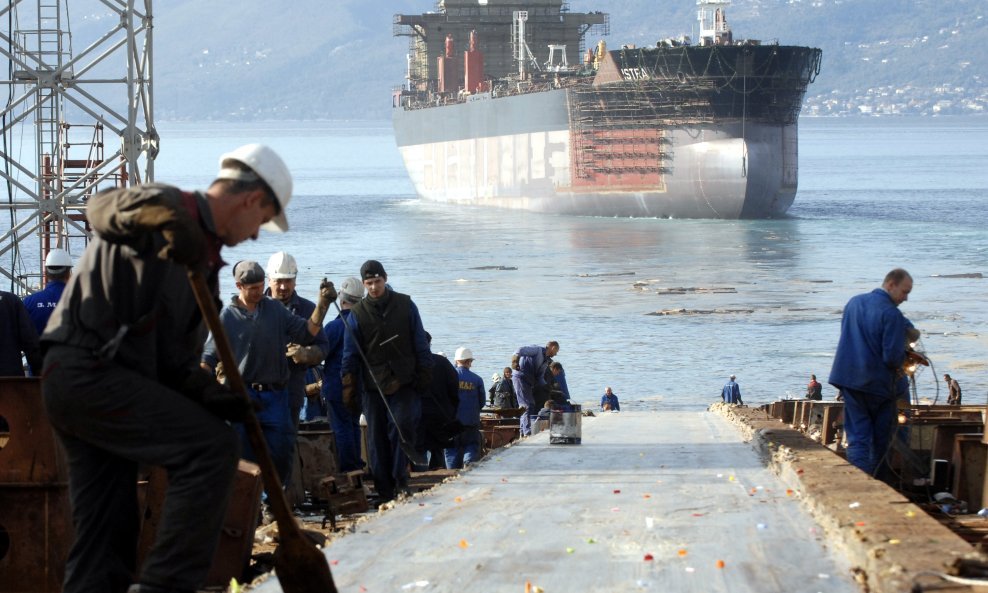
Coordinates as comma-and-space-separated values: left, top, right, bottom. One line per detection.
40, 144, 304, 593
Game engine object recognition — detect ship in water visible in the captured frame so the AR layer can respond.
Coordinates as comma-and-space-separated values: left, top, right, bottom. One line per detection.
392, 0, 822, 219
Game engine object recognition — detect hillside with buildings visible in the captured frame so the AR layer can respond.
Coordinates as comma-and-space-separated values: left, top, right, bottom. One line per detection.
67, 0, 985, 120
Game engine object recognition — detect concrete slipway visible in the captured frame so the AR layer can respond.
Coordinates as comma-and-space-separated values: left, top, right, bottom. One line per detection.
253, 409, 873, 593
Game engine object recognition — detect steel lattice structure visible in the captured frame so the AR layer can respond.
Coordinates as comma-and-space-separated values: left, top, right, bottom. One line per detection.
0, 0, 156, 294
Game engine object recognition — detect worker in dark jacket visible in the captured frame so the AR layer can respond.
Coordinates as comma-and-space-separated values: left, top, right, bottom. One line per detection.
419, 333, 461, 470
944, 374, 962, 405
341, 260, 432, 503
41, 144, 292, 593
23, 247, 73, 334
0, 290, 41, 375
829, 268, 912, 476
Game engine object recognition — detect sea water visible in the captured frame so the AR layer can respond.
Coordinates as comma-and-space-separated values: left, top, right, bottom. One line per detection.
83, 117, 988, 409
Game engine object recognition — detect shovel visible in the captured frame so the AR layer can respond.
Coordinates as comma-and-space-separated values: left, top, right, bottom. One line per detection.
187, 270, 337, 593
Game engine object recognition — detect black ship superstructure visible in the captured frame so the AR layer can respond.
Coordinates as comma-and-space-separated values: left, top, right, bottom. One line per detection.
392, 0, 822, 218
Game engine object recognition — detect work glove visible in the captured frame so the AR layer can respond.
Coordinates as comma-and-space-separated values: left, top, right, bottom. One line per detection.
180, 367, 252, 422
342, 373, 360, 416
412, 367, 432, 395
130, 203, 205, 266
286, 343, 324, 366
310, 279, 337, 327
305, 379, 323, 398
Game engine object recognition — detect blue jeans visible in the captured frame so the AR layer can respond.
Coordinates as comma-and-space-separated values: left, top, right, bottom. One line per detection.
443, 428, 482, 469
324, 380, 364, 472
236, 386, 295, 484
841, 387, 897, 476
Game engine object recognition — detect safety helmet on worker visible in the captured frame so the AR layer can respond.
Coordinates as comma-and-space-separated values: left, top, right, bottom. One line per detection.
266, 251, 298, 280
217, 143, 292, 232
454, 347, 474, 362
44, 248, 72, 269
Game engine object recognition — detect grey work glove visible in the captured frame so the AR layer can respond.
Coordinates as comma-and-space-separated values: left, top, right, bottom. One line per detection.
309, 278, 337, 327
285, 343, 324, 365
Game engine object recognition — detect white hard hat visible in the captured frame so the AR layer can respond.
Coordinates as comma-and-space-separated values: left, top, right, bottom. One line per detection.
339, 276, 365, 304
266, 251, 297, 280
454, 347, 474, 361
217, 144, 292, 232
44, 248, 72, 268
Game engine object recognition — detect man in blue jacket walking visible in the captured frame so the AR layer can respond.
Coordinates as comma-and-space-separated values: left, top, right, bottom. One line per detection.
829, 268, 913, 476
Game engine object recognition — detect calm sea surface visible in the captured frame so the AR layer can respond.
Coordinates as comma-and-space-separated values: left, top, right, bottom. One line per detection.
118, 117, 988, 409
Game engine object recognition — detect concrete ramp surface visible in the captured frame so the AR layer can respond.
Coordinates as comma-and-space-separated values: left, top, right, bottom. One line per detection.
254, 411, 858, 592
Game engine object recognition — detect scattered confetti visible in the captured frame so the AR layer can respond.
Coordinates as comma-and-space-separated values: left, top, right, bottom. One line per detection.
501, 478, 509, 483
888, 538, 901, 545
643, 494, 651, 499
423, 516, 433, 522
677, 549, 688, 557
401, 581, 430, 590
459, 539, 469, 549
229, 579, 241, 593
611, 507, 621, 512
519, 528, 527, 534
797, 468, 805, 474
685, 566, 695, 573
644, 553, 654, 561
645, 517, 655, 529
716, 473, 724, 478
566, 547, 575, 554
613, 489, 621, 494
818, 573, 831, 579
905, 510, 916, 518
848, 502, 861, 509
454, 496, 463, 503
716, 560, 726, 569
786, 489, 794, 496
331, 559, 339, 566
756, 523, 767, 530
360, 587, 367, 593
854, 521, 866, 527
586, 538, 597, 544
728, 476, 736, 482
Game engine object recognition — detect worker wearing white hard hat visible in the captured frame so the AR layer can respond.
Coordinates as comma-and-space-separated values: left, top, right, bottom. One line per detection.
262, 250, 330, 437
445, 346, 485, 469
38, 143, 342, 593
23, 248, 73, 334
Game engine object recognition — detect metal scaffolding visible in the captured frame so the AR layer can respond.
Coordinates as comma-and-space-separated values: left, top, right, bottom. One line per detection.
0, 0, 157, 294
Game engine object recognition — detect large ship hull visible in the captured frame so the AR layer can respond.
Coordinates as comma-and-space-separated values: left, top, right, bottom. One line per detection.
393, 87, 799, 218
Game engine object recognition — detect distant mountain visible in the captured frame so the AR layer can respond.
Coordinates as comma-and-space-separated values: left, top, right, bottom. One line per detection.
74, 0, 988, 120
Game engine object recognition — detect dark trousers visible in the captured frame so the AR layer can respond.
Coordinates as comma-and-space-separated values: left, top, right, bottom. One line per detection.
42, 345, 239, 593
841, 387, 897, 476
363, 383, 421, 501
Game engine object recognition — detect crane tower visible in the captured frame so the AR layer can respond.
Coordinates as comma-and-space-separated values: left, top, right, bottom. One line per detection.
0, 0, 156, 294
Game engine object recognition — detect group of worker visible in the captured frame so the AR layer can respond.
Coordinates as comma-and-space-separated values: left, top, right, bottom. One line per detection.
0, 138, 969, 593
